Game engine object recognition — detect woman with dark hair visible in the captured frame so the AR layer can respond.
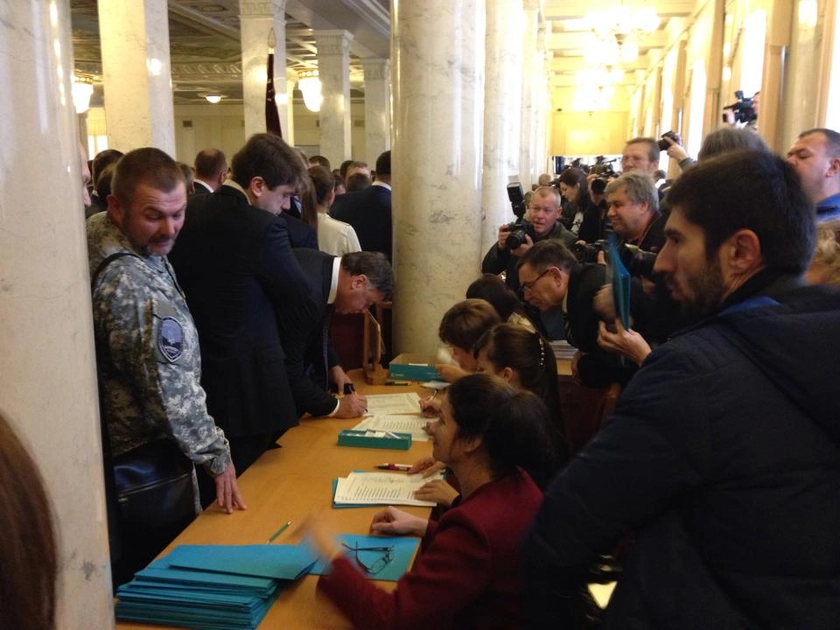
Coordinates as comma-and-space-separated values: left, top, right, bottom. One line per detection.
305, 165, 361, 256
474, 323, 566, 461
307, 374, 557, 630
0, 410, 58, 630
466, 274, 536, 332
557, 167, 603, 243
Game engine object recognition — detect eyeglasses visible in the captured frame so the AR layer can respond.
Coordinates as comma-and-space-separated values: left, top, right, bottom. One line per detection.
520, 268, 552, 293
341, 543, 394, 575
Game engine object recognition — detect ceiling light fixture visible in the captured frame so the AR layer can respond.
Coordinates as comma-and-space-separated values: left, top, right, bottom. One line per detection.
584, 2, 659, 64
298, 70, 323, 112
205, 94, 222, 104
72, 76, 94, 114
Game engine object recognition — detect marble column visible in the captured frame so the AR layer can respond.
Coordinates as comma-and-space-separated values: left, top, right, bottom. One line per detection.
392, 0, 486, 355
98, 0, 175, 153
361, 58, 392, 164
702, 0, 725, 138
315, 30, 354, 165
239, 0, 288, 141
519, 0, 539, 187
285, 67, 299, 146
533, 21, 549, 177
760, 0, 794, 151
0, 0, 113, 626
481, 0, 523, 255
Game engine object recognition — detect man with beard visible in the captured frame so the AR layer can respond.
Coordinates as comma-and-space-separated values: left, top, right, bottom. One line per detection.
524, 150, 840, 628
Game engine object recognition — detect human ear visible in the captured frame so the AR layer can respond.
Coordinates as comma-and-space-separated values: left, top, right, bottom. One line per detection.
724, 229, 762, 274
500, 367, 515, 382
248, 176, 265, 198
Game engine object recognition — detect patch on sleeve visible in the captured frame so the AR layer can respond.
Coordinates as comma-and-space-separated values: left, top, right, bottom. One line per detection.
157, 317, 184, 362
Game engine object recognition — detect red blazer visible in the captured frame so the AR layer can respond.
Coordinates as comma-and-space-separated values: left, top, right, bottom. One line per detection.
318, 469, 542, 630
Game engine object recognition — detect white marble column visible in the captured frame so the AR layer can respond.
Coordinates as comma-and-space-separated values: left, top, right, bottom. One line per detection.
481, 0, 523, 255
315, 30, 354, 165
533, 23, 549, 176
392, 0, 486, 355
362, 58, 392, 164
98, 0, 175, 153
0, 1, 113, 626
285, 67, 299, 146
239, 0, 288, 140
519, 0, 539, 187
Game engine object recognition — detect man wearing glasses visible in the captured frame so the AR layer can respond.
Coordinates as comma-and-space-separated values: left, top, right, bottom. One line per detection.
482, 186, 576, 294
518, 240, 627, 387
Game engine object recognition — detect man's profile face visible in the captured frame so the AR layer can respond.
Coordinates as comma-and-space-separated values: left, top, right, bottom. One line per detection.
518, 262, 565, 312
335, 274, 384, 314
251, 181, 297, 215
621, 142, 657, 175
786, 132, 838, 203
528, 193, 561, 237
80, 147, 92, 208
606, 186, 649, 240
110, 181, 187, 256
654, 207, 727, 320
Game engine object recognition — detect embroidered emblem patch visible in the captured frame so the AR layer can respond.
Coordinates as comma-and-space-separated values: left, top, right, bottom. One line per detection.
157, 317, 184, 362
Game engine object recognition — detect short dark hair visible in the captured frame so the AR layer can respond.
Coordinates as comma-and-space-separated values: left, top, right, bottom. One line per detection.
194, 148, 227, 179
518, 239, 578, 274
799, 128, 840, 158
230, 133, 306, 191
697, 127, 769, 161
466, 274, 525, 321
666, 149, 816, 272
309, 155, 331, 170
346, 172, 372, 192
375, 150, 391, 175
92, 149, 124, 183
447, 374, 559, 488
625, 137, 659, 163
341, 251, 394, 299
111, 148, 185, 206
438, 299, 501, 351
95, 163, 116, 201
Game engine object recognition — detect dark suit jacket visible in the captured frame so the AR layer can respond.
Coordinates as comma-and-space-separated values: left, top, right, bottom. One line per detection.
276, 248, 341, 417
330, 185, 392, 261
168, 185, 312, 438
283, 212, 318, 249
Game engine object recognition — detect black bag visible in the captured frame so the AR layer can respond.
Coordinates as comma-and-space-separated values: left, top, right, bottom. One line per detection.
113, 439, 196, 531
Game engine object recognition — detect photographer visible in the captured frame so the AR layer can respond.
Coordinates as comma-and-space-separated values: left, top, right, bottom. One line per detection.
723, 90, 759, 131
605, 172, 664, 258
482, 185, 576, 293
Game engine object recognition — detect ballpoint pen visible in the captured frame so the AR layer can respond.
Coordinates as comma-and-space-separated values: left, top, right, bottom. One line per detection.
376, 463, 412, 471
267, 520, 292, 543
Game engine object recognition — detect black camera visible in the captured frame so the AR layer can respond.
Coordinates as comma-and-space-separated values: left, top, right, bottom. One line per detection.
657, 131, 679, 151
621, 244, 658, 278
590, 155, 617, 178
722, 90, 756, 124
503, 183, 533, 250
572, 239, 606, 263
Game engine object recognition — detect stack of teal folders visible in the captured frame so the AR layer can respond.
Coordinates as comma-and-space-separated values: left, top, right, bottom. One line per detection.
115, 544, 318, 629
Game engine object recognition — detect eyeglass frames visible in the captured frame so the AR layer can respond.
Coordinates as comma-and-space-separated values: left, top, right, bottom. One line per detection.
519, 267, 553, 293
341, 542, 394, 575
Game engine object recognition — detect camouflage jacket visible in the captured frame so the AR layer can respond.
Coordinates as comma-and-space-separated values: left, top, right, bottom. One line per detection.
86, 213, 231, 477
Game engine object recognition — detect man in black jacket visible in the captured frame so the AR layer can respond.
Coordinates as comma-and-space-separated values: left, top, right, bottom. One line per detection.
277, 249, 393, 418
169, 133, 311, 479
525, 150, 840, 628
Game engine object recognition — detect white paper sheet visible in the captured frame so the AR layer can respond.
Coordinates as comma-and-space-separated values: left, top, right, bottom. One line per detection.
334, 471, 444, 507
352, 415, 430, 442
363, 393, 423, 416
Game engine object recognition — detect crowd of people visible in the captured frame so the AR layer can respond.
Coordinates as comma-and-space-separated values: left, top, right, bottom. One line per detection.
57, 123, 840, 628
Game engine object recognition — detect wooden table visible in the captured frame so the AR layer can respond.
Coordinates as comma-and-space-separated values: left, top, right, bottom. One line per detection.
117, 371, 434, 629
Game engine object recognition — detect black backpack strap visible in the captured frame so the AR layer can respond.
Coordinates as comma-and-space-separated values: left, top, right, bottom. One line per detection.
91, 252, 137, 288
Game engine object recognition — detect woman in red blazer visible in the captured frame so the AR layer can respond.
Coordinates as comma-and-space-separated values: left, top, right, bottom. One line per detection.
307, 374, 558, 629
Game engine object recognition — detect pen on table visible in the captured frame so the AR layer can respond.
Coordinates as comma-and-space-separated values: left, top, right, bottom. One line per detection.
376, 463, 412, 471
385, 381, 410, 386
267, 520, 292, 544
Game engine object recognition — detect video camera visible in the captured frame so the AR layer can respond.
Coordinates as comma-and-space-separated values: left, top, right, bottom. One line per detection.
722, 90, 756, 124
503, 183, 533, 250
572, 240, 658, 278
590, 155, 618, 178
657, 131, 679, 151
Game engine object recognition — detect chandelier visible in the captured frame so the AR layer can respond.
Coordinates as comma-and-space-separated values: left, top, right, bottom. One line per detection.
584, 3, 659, 63
298, 70, 323, 113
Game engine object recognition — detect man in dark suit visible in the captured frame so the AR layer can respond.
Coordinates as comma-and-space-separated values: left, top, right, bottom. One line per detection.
168, 134, 311, 481
278, 249, 393, 418
331, 150, 392, 261
518, 240, 629, 386
192, 148, 227, 196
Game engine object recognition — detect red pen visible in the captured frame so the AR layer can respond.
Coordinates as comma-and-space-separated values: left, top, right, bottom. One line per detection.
376, 463, 412, 471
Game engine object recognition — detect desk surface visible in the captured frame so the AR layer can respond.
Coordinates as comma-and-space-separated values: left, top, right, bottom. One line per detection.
117, 371, 433, 630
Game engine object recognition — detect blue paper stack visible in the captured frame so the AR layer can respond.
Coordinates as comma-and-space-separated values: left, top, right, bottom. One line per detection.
115, 544, 318, 630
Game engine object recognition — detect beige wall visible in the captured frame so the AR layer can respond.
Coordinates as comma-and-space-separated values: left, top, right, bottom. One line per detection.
550, 110, 630, 156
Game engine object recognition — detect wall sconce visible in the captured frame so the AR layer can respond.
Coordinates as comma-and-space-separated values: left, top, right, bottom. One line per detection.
298, 70, 323, 112
205, 94, 222, 104
72, 76, 94, 114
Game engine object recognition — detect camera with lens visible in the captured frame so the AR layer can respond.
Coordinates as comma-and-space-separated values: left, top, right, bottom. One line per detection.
722, 90, 756, 124
621, 244, 658, 278
503, 183, 534, 251
590, 155, 617, 178
657, 131, 679, 151
572, 239, 606, 263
